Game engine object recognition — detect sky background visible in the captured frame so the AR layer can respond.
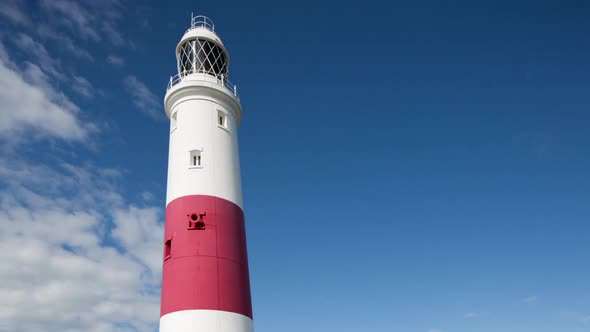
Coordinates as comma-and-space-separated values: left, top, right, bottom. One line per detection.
0, 1, 589, 331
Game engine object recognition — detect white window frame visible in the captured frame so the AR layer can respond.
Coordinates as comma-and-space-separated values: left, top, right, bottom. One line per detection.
189, 149, 203, 169
217, 109, 228, 131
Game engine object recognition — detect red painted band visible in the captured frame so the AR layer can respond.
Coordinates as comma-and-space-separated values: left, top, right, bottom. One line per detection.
160, 195, 252, 319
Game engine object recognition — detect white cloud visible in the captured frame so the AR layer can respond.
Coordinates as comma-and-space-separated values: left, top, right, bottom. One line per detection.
72, 75, 96, 98
0, 56, 91, 144
21, 62, 77, 113
0, 157, 163, 332
14, 33, 65, 81
464, 312, 480, 318
141, 191, 155, 201
10, 33, 98, 102
580, 315, 590, 324
4, 1, 123, 63
39, 0, 101, 42
102, 22, 124, 46
0, 2, 162, 329
0, 0, 29, 26
37, 24, 95, 61
523, 296, 538, 303
107, 55, 125, 66
123, 75, 161, 120
112, 206, 164, 274
38, 0, 124, 46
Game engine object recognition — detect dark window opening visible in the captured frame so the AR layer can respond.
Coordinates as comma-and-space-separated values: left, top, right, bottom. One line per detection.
164, 239, 172, 259
218, 111, 227, 128
193, 156, 197, 166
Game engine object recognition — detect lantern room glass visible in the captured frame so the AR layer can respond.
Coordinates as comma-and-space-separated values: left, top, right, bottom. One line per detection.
178, 39, 228, 79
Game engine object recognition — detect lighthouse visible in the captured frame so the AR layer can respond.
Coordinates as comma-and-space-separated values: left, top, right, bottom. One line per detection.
160, 15, 253, 332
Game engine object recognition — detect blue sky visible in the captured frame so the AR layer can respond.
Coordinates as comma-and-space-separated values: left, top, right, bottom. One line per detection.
0, 1, 589, 331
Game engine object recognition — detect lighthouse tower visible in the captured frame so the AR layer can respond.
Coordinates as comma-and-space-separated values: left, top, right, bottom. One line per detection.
160, 15, 253, 332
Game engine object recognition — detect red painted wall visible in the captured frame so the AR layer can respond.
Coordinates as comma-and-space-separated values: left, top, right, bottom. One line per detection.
160, 195, 252, 319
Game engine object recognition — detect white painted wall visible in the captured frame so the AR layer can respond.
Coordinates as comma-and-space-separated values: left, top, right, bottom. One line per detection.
160, 310, 253, 332
165, 93, 243, 208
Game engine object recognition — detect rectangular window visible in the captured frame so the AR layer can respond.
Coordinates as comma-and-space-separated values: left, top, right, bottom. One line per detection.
189, 150, 202, 168
217, 110, 227, 129
164, 239, 172, 260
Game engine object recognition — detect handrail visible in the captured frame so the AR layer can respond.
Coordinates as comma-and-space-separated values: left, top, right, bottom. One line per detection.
167, 72, 239, 100
187, 14, 215, 33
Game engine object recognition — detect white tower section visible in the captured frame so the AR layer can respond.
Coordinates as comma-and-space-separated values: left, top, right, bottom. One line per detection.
164, 16, 243, 208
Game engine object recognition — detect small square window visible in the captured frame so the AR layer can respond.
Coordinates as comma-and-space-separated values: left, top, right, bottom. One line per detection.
217, 110, 227, 129
189, 150, 202, 168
